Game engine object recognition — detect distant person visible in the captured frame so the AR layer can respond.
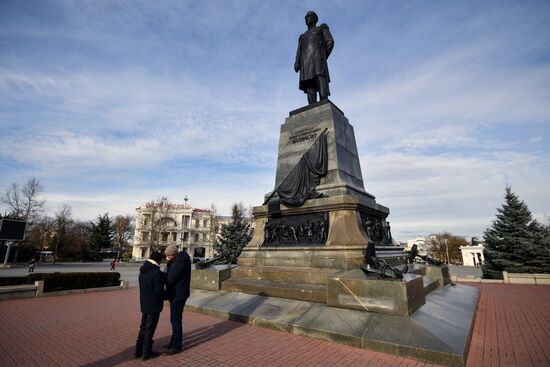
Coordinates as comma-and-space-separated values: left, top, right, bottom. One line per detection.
110, 259, 116, 271
163, 245, 191, 355
135, 251, 165, 360
28, 258, 35, 273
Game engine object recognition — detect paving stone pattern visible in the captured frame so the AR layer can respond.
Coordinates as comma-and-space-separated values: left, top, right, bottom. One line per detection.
0, 284, 548, 367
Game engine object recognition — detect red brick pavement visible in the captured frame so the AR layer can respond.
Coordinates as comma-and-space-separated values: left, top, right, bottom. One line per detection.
0, 283, 549, 367
466, 284, 550, 367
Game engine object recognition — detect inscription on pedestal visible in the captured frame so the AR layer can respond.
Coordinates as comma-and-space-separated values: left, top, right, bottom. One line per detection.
263, 212, 329, 247
288, 127, 322, 144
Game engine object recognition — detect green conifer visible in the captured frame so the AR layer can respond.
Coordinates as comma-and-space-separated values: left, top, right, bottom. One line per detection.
214, 203, 252, 263
482, 186, 549, 278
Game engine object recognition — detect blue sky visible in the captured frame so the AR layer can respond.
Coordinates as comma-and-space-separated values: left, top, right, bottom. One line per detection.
1, 0, 549, 241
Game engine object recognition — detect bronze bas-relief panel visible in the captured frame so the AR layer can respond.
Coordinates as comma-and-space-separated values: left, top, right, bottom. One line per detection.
263, 212, 329, 247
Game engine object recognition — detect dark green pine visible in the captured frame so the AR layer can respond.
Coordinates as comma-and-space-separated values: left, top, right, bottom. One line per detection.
483, 186, 550, 278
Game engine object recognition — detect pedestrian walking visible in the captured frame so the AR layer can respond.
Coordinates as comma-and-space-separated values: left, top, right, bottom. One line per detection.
135, 251, 165, 361
28, 258, 35, 273
163, 245, 191, 355
110, 258, 116, 271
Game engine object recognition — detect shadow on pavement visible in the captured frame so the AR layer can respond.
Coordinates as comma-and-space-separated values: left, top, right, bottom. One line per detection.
79, 293, 267, 367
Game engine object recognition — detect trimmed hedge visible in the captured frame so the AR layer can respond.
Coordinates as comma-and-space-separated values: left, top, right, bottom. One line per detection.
0, 276, 28, 286
26, 272, 121, 292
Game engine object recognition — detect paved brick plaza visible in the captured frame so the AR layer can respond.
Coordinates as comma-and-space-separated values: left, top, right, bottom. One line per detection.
0, 284, 549, 367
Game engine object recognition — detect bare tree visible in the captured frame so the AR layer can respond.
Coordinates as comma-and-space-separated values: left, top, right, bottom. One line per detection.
53, 204, 73, 263
1, 177, 46, 222
142, 196, 172, 252
9, 215, 54, 263
209, 203, 220, 247
1, 177, 46, 263
113, 214, 135, 259
426, 232, 469, 264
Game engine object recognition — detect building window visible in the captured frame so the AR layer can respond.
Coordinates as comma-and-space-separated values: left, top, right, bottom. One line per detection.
194, 219, 199, 228
183, 216, 190, 228
172, 232, 177, 242
142, 232, 149, 242
183, 232, 189, 242
203, 219, 208, 228
202, 233, 207, 241
162, 232, 168, 242
194, 233, 199, 242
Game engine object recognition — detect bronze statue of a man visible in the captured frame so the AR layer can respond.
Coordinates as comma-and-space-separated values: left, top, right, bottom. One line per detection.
294, 11, 334, 105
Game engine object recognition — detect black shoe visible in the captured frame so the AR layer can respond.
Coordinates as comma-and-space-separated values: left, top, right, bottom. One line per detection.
134, 352, 142, 359
164, 348, 182, 356
142, 351, 160, 360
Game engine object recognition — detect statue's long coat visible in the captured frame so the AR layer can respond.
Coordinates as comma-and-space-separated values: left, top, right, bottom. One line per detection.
295, 24, 334, 93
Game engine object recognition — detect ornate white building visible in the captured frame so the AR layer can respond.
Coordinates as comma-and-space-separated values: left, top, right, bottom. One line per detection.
132, 202, 215, 261
460, 243, 485, 267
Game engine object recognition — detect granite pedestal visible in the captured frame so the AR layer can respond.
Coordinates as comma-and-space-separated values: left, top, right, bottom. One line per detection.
195, 101, 478, 366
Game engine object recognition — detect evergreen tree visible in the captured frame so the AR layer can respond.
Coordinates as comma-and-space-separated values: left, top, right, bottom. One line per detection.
482, 186, 550, 278
89, 213, 115, 256
214, 203, 252, 263
529, 220, 550, 273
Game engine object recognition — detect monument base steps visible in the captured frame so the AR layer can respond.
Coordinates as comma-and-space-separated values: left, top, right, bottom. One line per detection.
216, 263, 449, 311
187, 283, 479, 367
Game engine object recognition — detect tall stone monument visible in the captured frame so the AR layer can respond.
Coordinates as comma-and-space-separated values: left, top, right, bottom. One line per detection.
239, 99, 406, 269
190, 11, 479, 367
238, 11, 405, 270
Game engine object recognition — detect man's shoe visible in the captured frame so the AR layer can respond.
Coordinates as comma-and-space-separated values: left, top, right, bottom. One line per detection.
164, 348, 182, 356
134, 352, 142, 359
142, 351, 160, 360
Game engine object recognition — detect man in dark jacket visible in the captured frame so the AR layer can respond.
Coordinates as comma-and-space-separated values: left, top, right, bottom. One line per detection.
163, 245, 191, 355
135, 251, 165, 360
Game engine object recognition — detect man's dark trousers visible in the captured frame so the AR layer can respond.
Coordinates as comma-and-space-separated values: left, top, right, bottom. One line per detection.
169, 297, 187, 349
136, 313, 160, 356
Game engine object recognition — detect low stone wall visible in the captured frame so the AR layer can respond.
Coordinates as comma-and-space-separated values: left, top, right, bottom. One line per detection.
0, 281, 43, 300
503, 272, 550, 285
452, 271, 550, 285
0, 280, 129, 301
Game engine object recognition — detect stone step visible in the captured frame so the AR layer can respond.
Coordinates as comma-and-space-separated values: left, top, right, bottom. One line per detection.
221, 277, 327, 303
231, 265, 340, 285
422, 276, 440, 296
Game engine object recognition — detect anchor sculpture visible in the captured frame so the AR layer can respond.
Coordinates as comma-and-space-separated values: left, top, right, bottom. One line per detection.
361, 241, 407, 279
408, 244, 455, 286
408, 244, 444, 266
195, 255, 225, 269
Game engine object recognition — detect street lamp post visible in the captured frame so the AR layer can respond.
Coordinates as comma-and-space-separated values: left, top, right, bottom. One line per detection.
445, 239, 450, 265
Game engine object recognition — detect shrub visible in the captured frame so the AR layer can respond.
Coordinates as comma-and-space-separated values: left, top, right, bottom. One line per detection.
0, 276, 27, 286
26, 272, 121, 292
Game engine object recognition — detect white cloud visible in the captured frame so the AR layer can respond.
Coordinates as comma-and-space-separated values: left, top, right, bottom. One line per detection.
363, 151, 550, 240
